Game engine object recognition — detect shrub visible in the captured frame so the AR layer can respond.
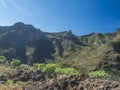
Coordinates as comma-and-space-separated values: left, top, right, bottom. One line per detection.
45, 63, 60, 72
20, 64, 33, 70
55, 67, 80, 76
33, 63, 80, 77
33, 63, 60, 77
10, 59, 21, 66
6, 79, 15, 85
0, 56, 7, 63
88, 70, 111, 78
44, 63, 60, 77
33, 63, 46, 72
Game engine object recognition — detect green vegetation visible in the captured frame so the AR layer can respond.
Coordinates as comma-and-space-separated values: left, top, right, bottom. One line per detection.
34, 63, 46, 72
0, 56, 7, 63
10, 59, 21, 66
6, 79, 15, 85
0, 55, 118, 86
33, 63, 80, 77
0, 24, 119, 77
0, 23, 119, 88
88, 70, 111, 78
20, 64, 33, 70
55, 67, 80, 75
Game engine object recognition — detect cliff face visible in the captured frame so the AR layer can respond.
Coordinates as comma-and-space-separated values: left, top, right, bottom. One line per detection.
0, 22, 55, 63
0, 22, 119, 73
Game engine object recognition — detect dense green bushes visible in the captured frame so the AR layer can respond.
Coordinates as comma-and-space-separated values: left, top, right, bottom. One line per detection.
0, 55, 113, 80
10, 59, 21, 66
33, 63, 80, 77
55, 67, 80, 75
0, 56, 7, 63
88, 70, 111, 78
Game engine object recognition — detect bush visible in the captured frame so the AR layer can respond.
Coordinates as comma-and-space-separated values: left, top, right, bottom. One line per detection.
0, 56, 7, 63
33, 63, 46, 72
20, 64, 34, 70
6, 79, 15, 85
33, 63, 60, 77
55, 67, 80, 76
10, 59, 21, 66
44, 63, 60, 77
88, 70, 111, 78
33, 63, 80, 77
44, 63, 60, 72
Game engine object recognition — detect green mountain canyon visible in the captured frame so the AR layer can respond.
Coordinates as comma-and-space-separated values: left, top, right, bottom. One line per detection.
0, 22, 119, 90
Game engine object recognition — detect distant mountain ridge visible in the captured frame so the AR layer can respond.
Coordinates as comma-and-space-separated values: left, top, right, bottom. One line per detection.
0, 22, 119, 74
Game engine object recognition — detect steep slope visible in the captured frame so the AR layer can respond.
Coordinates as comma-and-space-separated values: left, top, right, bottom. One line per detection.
46, 30, 85, 60
0, 22, 119, 74
74, 31, 120, 73
79, 32, 115, 45
0, 22, 55, 63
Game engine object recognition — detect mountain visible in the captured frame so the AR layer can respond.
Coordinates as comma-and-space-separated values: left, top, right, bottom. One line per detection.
0, 22, 119, 74
0, 22, 55, 64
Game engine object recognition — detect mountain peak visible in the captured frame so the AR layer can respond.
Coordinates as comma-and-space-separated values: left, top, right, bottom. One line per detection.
13, 22, 25, 26
13, 22, 34, 29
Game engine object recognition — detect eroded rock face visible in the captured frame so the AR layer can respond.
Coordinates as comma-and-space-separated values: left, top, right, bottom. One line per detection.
23, 75, 120, 90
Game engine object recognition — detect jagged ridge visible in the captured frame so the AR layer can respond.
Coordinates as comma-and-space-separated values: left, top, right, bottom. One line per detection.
0, 22, 119, 74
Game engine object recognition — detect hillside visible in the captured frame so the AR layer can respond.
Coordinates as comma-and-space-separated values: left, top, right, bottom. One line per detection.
0, 22, 119, 74
0, 22, 54, 64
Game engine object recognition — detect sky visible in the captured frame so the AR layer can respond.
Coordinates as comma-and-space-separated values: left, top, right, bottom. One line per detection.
0, 0, 120, 35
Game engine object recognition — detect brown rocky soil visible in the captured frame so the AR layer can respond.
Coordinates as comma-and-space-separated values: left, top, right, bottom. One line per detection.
8, 69, 45, 82
0, 75, 119, 90
0, 85, 23, 90
22, 75, 120, 90
0, 68, 119, 90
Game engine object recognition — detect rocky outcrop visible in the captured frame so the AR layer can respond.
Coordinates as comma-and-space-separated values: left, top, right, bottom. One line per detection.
23, 75, 120, 90
8, 69, 45, 82
0, 75, 119, 90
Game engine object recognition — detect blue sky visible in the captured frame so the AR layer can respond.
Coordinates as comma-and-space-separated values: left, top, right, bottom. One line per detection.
0, 0, 120, 35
